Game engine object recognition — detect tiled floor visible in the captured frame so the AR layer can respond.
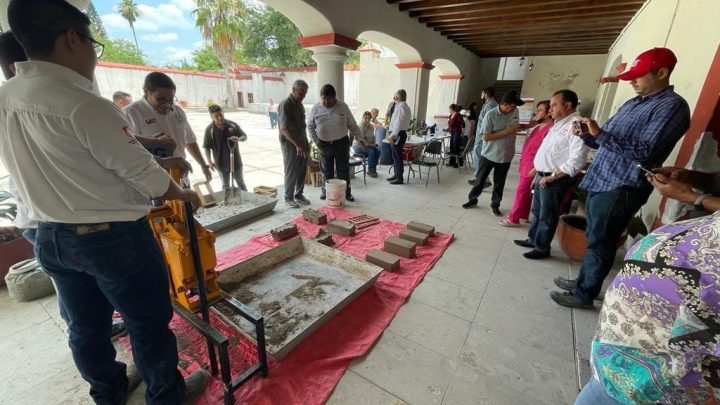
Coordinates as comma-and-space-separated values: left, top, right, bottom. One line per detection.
0, 110, 622, 404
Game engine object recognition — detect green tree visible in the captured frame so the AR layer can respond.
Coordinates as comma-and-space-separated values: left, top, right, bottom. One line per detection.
117, 0, 141, 56
86, 1, 107, 39
101, 37, 147, 65
193, 44, 223, 72
194, 0, 245, 108
240, 6, 313, 67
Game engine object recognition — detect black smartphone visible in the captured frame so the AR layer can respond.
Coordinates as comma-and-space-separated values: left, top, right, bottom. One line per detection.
573, 120, 588, 134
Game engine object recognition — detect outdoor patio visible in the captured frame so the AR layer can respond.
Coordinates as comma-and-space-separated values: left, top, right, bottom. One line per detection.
0, 110, 621, 405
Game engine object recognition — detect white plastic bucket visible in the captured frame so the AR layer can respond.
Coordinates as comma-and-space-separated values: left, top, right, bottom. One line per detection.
325, 179, 347, 207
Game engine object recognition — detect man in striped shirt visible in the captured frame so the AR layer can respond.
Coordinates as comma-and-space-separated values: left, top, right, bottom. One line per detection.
551, 47, 691, 309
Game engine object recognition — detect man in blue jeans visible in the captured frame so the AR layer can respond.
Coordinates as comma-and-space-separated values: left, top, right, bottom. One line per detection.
1, 1, 209, 403
550, 47, 691, 309
514, 89, 589, 259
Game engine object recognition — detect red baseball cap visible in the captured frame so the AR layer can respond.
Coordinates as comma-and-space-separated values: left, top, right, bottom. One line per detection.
616, 47, 677, 81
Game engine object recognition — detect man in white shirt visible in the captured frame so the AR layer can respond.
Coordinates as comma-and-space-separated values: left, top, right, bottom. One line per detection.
123, 71, 212, 183
515, 89, 589, 259
387, 89, 412, 185
308, 84, 362, 201
0, 1, 208, 403
113, 90, 132, 109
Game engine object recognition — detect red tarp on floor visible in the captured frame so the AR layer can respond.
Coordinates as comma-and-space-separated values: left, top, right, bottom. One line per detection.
148, 207, 453, 404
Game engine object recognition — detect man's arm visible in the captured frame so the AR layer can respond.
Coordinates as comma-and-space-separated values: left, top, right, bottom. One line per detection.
307, 105, 319, 145
557, 136, 589, 177
232, 123, 247, 142
589, 102, 690, 161
346, 104, 362, 142
186, 142, 211, 181
279, 101, 308, 157
650, 174, 720, 213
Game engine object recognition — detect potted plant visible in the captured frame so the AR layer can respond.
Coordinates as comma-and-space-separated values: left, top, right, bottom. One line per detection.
0, 191, 34, 286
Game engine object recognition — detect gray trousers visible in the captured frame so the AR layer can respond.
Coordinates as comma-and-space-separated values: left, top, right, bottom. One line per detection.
281, 140, 308, 201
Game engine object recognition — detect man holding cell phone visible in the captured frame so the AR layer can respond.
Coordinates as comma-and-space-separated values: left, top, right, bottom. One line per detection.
550, 47, 691, 309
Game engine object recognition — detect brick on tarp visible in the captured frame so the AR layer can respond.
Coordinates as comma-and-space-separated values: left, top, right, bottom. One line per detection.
407, 221, 435, 236
326, 220, 356, 236
313, 230, 334, 246
383, 236, 416, 258
270, 223, 298, 241
366, 249, 400, 271
302, 209, 328, 225
399, 228, 428, 245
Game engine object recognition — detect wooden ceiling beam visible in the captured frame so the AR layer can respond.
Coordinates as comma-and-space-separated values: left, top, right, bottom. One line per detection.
448, 28, 622, 41
442, 22, 627, 37
456, 35, 618, 47
398, 0, 506, 12
410, 0, 642, 19
429, 13, 633, 29
473, 49, 609, 57
420, 4, 642, 24
469, 40, 614, 49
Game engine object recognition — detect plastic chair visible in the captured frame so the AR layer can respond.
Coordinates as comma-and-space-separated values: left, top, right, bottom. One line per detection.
410, 140, 442, 187
442, 134, 474, 173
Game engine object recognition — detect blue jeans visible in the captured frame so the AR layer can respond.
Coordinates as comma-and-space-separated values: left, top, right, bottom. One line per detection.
527, 175, 574, 252
575, 377, 623, 405
269, 112, 278, 128
34, 219, 184, 404
472, 138, 483, 177
572, 188, 650, 302
391, 131, 407, 181
352, 144, 379, 170
220, 168, 247, 191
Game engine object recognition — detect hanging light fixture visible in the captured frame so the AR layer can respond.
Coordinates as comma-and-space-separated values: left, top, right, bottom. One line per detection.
519, 40, 527, 66
528, 57, 535, 71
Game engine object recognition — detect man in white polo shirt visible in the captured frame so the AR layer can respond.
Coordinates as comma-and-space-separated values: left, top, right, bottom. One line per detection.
124, 71, 212, 184
515, 89, 589, 259
308, 83, 361, 202
0, 0, 208, 403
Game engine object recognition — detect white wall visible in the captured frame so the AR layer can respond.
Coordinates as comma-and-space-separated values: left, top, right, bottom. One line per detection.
520, 54, 607, 115
358, 51, 401, 120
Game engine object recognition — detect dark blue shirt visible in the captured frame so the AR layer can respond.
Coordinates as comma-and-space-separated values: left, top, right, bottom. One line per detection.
580, 85, 690, 192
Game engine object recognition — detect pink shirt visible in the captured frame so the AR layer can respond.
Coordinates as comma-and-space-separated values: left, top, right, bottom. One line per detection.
518, 122, 552, 175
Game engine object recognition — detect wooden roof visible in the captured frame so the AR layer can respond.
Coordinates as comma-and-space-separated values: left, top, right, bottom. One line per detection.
387, 0, 646, 57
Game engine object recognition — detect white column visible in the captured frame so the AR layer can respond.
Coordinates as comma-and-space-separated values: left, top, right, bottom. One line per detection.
397, 62, 434, 125
309, 45, 349, 101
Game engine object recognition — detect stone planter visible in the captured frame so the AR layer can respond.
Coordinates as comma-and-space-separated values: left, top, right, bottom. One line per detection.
0, 237, 34, 286
556, 214, 627, 262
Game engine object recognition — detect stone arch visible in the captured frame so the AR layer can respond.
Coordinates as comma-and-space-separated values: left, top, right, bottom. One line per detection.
357, 31, 421, 63
427, 59, 463, 123
260, 0, 333, 36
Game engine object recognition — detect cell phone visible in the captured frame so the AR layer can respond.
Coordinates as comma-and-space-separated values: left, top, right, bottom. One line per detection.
634, 163, 656, 177
573, 120, 588, 133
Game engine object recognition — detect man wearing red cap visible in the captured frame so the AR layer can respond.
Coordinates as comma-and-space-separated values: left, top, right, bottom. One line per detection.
550, 47, 691, 309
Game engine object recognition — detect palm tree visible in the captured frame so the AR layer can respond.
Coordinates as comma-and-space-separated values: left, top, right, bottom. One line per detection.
194, 0, 245, 108
118, 0, 141, 56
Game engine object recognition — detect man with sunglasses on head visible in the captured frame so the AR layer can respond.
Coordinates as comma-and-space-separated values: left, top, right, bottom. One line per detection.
124, 71, 212, 183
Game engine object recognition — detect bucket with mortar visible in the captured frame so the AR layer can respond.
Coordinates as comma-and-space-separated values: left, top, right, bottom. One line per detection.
325, 179, 346, 207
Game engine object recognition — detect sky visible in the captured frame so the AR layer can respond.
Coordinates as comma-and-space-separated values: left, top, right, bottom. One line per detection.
96, 0, 205, 66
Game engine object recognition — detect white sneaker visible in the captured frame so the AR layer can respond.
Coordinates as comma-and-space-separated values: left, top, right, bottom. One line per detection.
498, 219, 521, 227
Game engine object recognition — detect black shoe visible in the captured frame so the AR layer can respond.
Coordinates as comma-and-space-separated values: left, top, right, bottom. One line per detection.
181, 369, 210, 405
483, 180, 492, 190
523, 249, 551, 260
345, 194, 355, 202
549, 291, 594, 309
387, 176, 397, 182
462, 198, 478, 208
513, 239, 534, 248
491, 207, 502, 217
111, 318, 127, 340
467, 179, 478, 186
554, 277, 577, 291
320, 190, 326, 200
368, 170, 378, 178
389, 179, 403, 185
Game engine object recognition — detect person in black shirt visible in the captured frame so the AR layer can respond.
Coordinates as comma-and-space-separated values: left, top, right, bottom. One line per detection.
203, 104, 248, 191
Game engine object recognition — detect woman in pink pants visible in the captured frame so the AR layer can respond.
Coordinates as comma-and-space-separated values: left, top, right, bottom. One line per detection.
499, 100, 552, 227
